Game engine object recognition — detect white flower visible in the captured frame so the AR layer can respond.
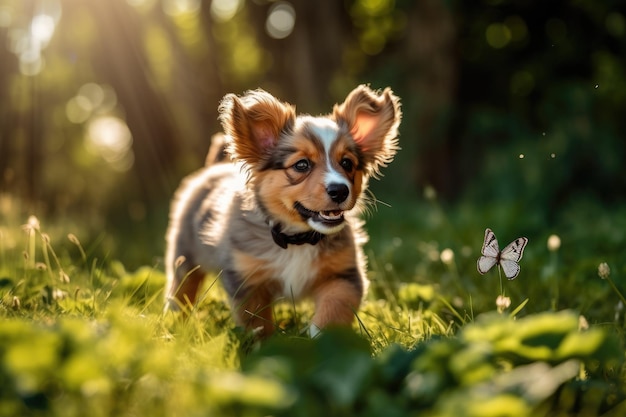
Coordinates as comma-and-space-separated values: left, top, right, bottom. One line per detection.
496, 295, 511, 313
598, 262, 611, 280
547, 234, 561, 252
440, 248, 455, 265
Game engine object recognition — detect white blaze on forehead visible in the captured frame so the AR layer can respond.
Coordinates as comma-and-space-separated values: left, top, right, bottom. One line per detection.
302, 117, 339, 152
301, 117, 350, 188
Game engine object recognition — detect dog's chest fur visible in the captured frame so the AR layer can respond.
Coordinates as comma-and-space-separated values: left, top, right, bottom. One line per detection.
261, 244, 320, 299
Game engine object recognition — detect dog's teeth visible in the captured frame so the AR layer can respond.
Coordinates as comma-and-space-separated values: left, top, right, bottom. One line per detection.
320, 211, 343, 221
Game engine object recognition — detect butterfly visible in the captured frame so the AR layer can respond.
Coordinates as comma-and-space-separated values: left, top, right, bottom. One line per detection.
477, 228, 528, 280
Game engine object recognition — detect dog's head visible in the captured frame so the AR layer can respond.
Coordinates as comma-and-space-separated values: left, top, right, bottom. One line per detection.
219, 85, 401, 235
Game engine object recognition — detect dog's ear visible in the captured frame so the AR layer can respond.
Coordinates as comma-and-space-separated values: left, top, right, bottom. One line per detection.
333, 85, 401, 177
219, 90, 296, 165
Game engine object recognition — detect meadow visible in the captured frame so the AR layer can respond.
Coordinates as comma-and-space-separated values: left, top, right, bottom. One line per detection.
1, 194, 625, 417
1, 1, 625, 416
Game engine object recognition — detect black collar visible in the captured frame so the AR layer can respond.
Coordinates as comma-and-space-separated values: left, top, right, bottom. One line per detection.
271, 223, 325, 249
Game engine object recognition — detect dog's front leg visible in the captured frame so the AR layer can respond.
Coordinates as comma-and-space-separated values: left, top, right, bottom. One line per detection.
232, 286, 275, 337
311, 276, 363, 336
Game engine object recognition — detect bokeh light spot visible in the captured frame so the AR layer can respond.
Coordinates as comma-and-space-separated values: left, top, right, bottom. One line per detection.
31, 14, 55, 47
66, 83, 118, 123
211, 0, 241, 22
485, 23, 511, 49
360, 0, 390, 15
266, 2, 295, 40
162, 0, 200, 17
19, 49, 44, 76
66, 96, 92, 124
78, 83, 105, 110
360, 29, 386, 55
85, 116, 134, 172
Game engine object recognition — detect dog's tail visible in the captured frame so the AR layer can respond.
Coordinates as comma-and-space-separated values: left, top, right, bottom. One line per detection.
205, 132, 230, 166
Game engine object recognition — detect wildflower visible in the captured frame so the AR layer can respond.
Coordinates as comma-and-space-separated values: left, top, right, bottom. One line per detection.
67, 233, 80, 245
496, 294, 511, 313
22, 215, 40, 233
547, 234, 561, 252
598, 262, 611, 280
68, 233, 87, 262
52, 288, 67, 300
11, 296, 21, 310
440, 248, 454, 265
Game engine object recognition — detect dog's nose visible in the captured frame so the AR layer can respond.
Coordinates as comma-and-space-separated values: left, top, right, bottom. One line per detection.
326, 183, 349, 203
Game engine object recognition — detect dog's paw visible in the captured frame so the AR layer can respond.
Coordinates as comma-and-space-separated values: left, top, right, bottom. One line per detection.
251, 325, 266, 337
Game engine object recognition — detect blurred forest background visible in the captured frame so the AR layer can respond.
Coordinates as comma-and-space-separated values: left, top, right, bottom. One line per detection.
0, 0, 625, 266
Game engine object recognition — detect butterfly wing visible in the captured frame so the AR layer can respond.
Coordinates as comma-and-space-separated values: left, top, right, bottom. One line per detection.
500, 237, 528, 262
500, 237, 528, 279
477, 256, 498, 275
500, 259, 521, 279
481, 228, 500, 257
477, 228, 500, 274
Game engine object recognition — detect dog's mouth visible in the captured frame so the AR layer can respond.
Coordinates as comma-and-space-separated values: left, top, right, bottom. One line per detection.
294, 202, 345, 230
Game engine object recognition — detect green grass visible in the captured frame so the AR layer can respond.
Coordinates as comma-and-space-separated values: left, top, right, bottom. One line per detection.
1, 199, 626, 417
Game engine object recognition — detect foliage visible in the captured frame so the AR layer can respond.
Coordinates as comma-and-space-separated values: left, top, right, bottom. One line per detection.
243, 312, 622, 417
1, 208, 625, 417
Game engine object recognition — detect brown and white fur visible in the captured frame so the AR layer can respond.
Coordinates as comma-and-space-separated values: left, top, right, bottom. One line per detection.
164, 85, 401, 337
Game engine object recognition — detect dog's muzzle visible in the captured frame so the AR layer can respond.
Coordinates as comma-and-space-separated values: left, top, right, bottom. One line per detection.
294, 202, 345, 229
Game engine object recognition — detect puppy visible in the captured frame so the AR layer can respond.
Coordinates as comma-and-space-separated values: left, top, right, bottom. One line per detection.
164, 85, 401, 337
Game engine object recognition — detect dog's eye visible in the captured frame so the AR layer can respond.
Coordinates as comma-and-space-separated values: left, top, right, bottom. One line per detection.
293, 159, 311, 172
340, 158, 354, 172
